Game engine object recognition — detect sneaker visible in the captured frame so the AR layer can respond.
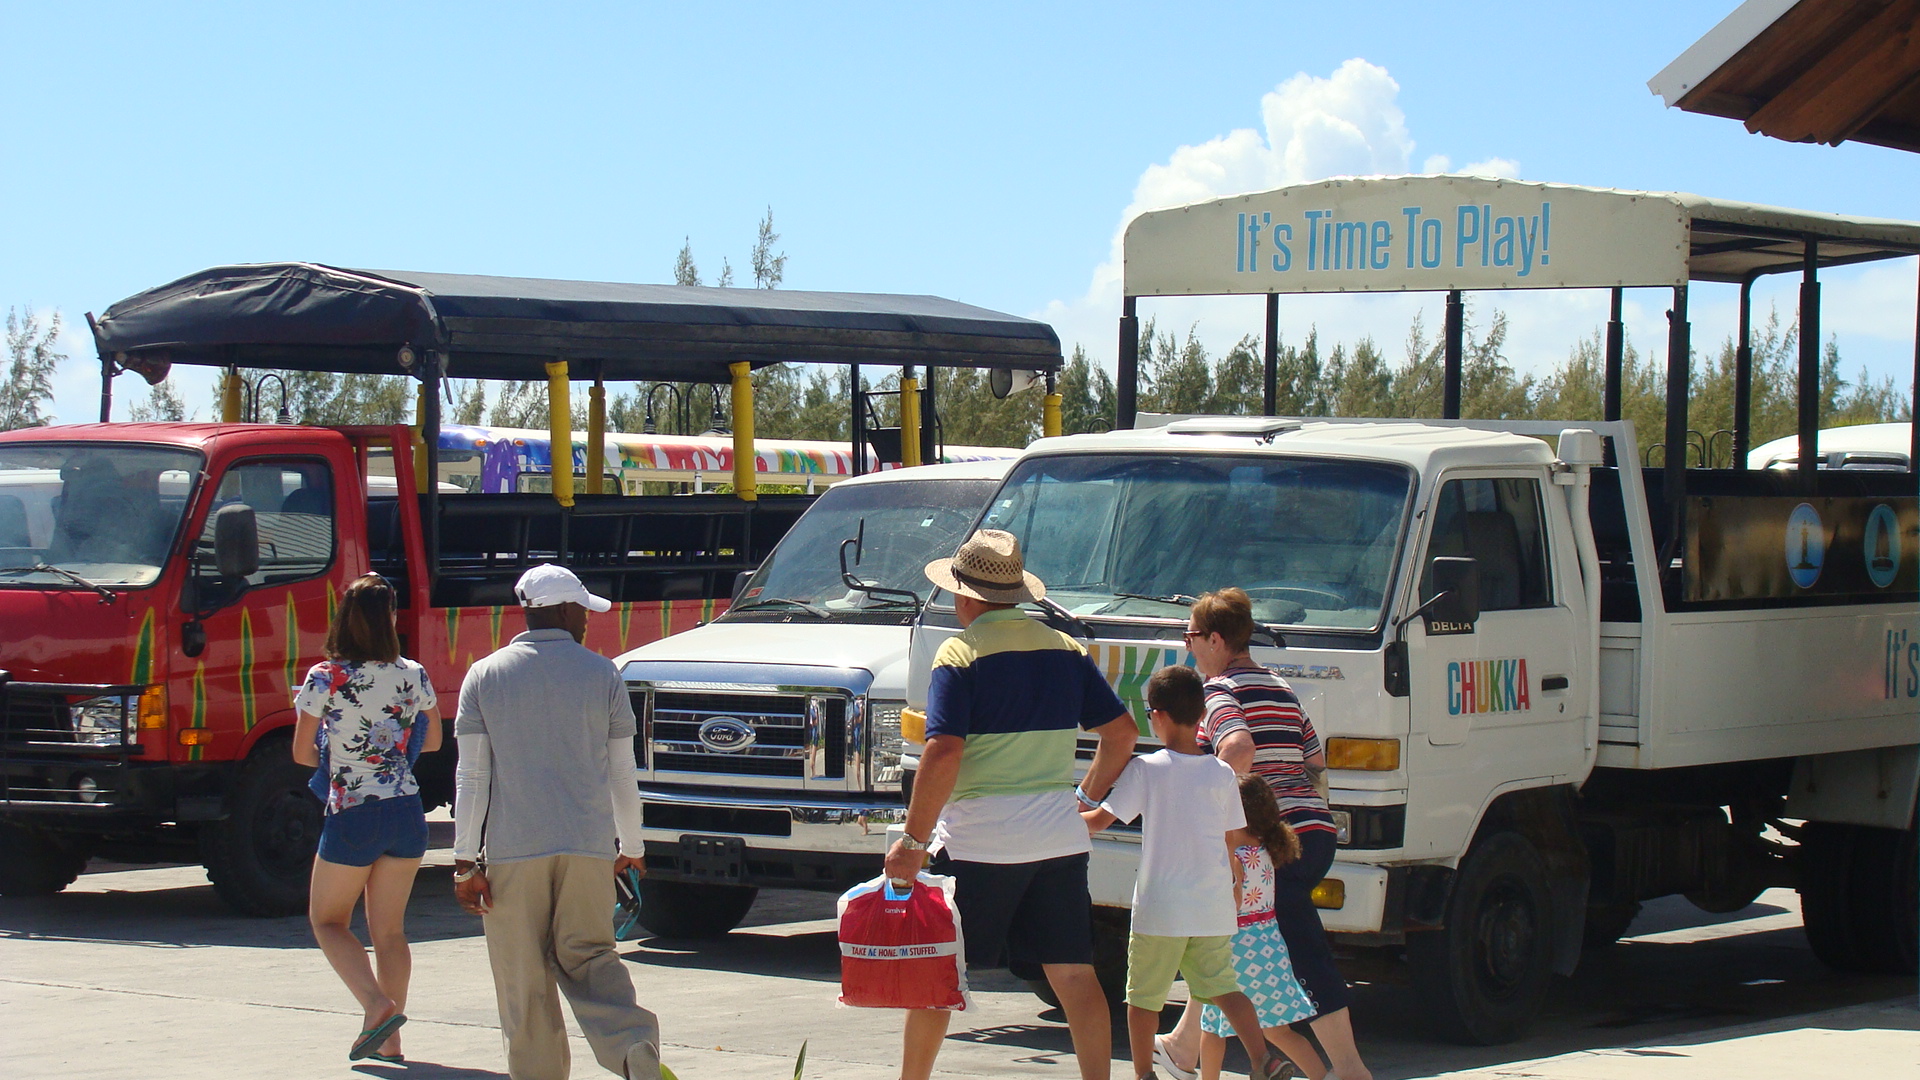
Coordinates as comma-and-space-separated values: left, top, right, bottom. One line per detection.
1152, 1035, 1197, 1080
1256, 1055, 1299, 1080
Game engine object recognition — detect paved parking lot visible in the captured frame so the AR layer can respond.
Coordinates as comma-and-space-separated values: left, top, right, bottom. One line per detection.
1, 845, 1913, 1080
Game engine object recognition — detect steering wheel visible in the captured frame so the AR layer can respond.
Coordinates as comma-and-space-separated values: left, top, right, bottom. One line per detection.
1245, 585, 1347, 609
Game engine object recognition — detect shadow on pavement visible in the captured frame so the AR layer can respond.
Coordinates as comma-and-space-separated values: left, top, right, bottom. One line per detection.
353, 1061, 508, 1079
0, 863, 485, 950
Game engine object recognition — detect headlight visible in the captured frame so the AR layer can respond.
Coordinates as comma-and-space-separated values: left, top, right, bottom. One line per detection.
71, 695, 134, 746
869, 700, 905, 789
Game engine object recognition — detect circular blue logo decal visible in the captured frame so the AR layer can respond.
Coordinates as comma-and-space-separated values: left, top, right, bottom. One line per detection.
1785, 503, 1825, 589
1865, 504, 1901, 589
697, 716, 757, 753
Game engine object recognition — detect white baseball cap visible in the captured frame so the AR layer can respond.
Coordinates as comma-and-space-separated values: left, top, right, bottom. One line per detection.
513, 564, 612, 612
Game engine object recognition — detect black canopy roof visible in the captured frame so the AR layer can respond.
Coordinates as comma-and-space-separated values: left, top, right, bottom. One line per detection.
91, 263, 1062, 382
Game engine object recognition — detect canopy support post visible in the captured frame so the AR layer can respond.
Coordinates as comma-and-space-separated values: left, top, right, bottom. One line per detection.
921, 364, 938, 466
900, 365, 922, 468
1263, 293, 1279, 416
99, 357, 113, 423
544, 360, 573, 508
1604, 287, 1624, 467
1912, 257, 1919, 474
1443, 290, 1464, 419
412, 382, 430, 490
422, 357, 442, 587
1118, 296, 1139, 429
1798, 239, 1820, 491
586, 364, 606, 495
850, 364, 865, 476
1043, 372, 1062, 438
220, 367, 242, 423
1665, 283, 1691, 499
1734, 278, 1755, 468
730, 361, 756, 501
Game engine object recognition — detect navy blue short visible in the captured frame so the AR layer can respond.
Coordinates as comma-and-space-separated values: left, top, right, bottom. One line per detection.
929, 851, 1094, 980
317, 793, 428, 867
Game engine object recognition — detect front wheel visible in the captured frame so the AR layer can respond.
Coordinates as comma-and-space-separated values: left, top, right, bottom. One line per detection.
633, 880, 758, 938
0, 822, 89, 896
1409, 831, 1555, 1045
201, 742, 321, 917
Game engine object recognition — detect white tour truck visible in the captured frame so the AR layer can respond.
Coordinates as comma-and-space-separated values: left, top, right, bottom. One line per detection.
904, 176, 1919, 1045
612, 458, 1010, 937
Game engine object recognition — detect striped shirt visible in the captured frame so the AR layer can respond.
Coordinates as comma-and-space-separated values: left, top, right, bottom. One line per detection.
1198, 664, 1336, 835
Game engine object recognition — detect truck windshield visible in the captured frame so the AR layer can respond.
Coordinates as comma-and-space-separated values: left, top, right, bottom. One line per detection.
0, 443, 202, 588
980, 453, 1414, 631
728, 476, 1000, 619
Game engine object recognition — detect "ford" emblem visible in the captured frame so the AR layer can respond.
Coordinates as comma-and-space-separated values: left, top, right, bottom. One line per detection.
697, 717, 757, 753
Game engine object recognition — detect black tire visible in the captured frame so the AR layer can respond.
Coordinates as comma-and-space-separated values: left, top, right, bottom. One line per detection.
1409, 831, 1555, 1045
201, 742, 322, 917
1801, 817, 1918, 975
0, 822, 89, 896
633, 880, 758, 938
1581, 900, 1641, 948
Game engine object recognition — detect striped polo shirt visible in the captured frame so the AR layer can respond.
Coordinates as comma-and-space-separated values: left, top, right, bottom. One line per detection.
924, 608, 1128, 862
1198, 664, 1337, 835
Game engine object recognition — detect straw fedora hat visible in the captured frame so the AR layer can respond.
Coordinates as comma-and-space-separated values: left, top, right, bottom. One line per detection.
924, 529, 1046, 605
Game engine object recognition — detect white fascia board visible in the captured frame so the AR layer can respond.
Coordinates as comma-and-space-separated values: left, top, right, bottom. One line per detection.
1649, 0, 1802, 106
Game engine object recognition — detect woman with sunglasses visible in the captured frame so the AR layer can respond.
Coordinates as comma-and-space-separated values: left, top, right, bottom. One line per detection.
292, 573, 443, 1063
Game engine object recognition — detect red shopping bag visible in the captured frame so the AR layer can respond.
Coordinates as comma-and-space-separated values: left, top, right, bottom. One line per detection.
836, 872, 972, 1010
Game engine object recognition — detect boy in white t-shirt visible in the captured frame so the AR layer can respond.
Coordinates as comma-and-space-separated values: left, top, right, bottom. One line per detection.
1083, 665, 1285, 1080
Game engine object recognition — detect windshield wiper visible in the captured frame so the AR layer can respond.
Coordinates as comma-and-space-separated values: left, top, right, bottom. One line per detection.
0, 563, 118, 603
732, 596, 830, 619
1108, 591, 1198, 609
1036, 597, 1096, 640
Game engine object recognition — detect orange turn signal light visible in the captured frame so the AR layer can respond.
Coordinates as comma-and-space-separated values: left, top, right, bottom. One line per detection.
1310, 878, 1346, 910
137, 685, 168, 730
178, 728, 214, 746
900, 707, 927, 745
1326, 737, 1400, 771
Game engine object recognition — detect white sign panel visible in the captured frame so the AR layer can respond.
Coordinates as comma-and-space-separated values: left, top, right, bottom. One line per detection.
1123, 177, 1690, 297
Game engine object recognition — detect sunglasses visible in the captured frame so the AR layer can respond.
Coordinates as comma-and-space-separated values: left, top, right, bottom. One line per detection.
1182, 629, 1207, 641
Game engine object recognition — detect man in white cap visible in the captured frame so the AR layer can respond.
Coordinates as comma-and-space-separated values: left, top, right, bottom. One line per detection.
884, 529, 1139, 1080
451, 563, 659, 1080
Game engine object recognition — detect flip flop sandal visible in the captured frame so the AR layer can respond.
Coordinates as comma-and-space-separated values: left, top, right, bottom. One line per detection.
366, 1052, 406, 1065
349, 1013, 408, 1060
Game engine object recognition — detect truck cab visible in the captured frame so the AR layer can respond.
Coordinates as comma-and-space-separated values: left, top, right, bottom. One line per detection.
613, 458, 1011, 937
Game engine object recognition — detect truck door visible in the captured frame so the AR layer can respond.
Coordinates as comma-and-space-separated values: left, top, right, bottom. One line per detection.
1406, 472, 1583, 848
174, 457, 343, 763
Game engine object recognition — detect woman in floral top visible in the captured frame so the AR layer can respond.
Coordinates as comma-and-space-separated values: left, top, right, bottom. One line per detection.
292, 573, 441, 1063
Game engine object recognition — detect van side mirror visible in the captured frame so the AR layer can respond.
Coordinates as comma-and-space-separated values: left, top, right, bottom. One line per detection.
731, 569, 755, 604
1425, 556, 1481, 631
213, 504, 260, 579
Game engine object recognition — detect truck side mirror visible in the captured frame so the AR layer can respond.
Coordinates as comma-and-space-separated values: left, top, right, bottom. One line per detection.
1426, 556, 1481, 630
731, 569, 755, 604
213, 504, 260, 580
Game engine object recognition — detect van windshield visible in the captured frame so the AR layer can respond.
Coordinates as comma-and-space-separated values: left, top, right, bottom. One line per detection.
0, 443, 203, 588
979, 453, 1414, 631
727, 476, 999, 621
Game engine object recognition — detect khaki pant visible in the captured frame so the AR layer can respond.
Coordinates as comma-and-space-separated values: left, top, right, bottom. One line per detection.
483, 854, 660, 1080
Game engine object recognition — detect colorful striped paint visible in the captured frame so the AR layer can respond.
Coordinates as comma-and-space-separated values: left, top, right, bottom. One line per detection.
283, 593, 300, 694
239, 608, 257, 731
130, 607, 155, 685
190, 663, 207, 762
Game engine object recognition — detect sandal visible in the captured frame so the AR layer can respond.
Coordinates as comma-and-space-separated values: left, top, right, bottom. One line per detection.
349, 1013, 407, 1061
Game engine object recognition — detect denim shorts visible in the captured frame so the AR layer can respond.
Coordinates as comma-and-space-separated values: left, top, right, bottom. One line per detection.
317, 793, 428, 867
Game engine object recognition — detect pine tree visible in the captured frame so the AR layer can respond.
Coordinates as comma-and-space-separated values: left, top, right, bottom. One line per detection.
128, 377, 188, 422
673, 239, 700, 287
751, 208, 787, 289
2, 307, 64, 430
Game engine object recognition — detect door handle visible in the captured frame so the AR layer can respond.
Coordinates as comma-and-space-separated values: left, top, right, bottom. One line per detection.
1541, 675, 1569, 692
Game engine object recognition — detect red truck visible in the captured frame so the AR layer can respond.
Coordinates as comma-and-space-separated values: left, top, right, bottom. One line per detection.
0, 421, 800, 913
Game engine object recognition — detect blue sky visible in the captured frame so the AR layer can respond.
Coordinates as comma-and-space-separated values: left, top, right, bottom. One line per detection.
5, 1, 1914, 422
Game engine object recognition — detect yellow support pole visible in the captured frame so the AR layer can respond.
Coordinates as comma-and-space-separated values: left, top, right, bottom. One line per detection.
899, 374, 921, 468
545, 360, 573, 508
730, 361, 757, 501
412, 382, 429, 489
586, 378, 606, 495
220, 369, 243, 423
1044, 391, 1063, 438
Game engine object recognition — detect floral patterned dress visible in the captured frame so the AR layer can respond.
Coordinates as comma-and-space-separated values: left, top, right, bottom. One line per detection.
1200, 843, 1317, 1034
293, 659, 436, 815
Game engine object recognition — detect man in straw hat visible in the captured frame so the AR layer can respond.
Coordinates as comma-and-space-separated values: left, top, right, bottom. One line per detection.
885, 529, 1139, 1080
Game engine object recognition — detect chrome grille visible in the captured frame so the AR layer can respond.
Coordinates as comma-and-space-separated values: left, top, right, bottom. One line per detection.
651, 691, 809, 778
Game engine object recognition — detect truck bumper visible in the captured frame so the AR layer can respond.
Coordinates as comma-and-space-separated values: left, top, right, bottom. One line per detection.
637, 786, 906, 892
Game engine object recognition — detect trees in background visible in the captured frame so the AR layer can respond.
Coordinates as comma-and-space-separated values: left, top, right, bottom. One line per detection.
2, 308, 64, 430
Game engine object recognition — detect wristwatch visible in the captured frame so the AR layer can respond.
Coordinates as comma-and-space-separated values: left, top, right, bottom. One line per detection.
897, 833, 929, 852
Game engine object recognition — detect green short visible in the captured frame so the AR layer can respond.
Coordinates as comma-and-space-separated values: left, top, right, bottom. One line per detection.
1124, 931, 1239, 1010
